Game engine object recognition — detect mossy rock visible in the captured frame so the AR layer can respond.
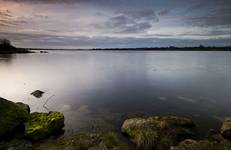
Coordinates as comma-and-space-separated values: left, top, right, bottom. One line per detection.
176, 139, 213, 150
36, 132, 128, 150
24, 112, 64, 141
121, 116, 195, 150
220, 117, 231, 139
0, 97, 29, 140
16, 102, 30, 113
176, 138, 231, 150
206, 130, 231, 150
175, 128, 231, 150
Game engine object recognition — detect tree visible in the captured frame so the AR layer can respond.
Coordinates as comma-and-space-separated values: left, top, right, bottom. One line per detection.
0, 39, 11, 46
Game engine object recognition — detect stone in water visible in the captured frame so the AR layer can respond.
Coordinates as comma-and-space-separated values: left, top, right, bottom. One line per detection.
31, 90, 44, 98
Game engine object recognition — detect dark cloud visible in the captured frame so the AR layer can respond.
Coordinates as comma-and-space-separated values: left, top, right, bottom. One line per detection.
158, 10, 169, 16
117, 9, 158, 22
186, 15, 231, 27
104, 10, 158, 33
184, 0, 231, 27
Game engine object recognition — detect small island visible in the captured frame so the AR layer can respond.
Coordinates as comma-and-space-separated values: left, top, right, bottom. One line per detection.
0, 39, 31, 54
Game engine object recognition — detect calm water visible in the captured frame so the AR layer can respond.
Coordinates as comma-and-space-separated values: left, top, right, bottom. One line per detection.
1, 50, 231, 136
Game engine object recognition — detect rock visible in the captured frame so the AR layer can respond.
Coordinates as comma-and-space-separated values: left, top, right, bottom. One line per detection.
177, 139, 213, 150
16, 102, 30, 113
175, 129, 231, 150
207, 129, 231, 150
0, 97, 29, 140
24, 112, 64, 141
221, 117, 231, 139
40, 51, 48, 53
31, 90, 44, 98
121, 116, 195, 150
177, 139, 200, 150
176, 137, 231, 150
36, 132, 128, 150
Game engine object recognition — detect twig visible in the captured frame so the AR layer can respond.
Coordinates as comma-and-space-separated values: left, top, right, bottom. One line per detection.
43, 94, 55, 107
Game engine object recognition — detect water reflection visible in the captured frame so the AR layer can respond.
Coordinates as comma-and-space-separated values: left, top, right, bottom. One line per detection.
0, 54, 15, 63
0, 51, 231, 136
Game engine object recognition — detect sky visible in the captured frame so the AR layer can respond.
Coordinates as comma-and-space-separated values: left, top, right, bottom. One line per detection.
0, 0, 231, 48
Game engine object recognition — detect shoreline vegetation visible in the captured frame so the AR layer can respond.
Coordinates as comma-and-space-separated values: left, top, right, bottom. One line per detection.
0, 39, 31, 54
1, 97, 231, 150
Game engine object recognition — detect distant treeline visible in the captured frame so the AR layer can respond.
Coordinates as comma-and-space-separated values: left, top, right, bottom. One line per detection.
0, 39, 30, 54
91, 45, 231, 51
28, 45, 231, 51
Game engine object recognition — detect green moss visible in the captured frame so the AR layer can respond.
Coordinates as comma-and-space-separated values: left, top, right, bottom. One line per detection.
36, 133, 100, 150
99, 132, 128, 150
136, 129, 159, 150
25, 112, 64, 141
0, 139, 33, 150
36, 132, 128, 150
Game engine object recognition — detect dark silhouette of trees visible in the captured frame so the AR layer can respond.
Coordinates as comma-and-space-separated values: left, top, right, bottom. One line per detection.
0, 39, 11, 46
0, 38, 30, 54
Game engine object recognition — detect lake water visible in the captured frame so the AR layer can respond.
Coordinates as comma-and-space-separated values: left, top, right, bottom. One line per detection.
1, 50, 231, 137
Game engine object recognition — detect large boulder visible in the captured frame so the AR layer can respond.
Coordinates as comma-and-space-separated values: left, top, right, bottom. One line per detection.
121, 116, 195, 150
16, 102, 30, 113
0, 97, 29, 139
220, 117, 231, 139
24, 112, 64, 141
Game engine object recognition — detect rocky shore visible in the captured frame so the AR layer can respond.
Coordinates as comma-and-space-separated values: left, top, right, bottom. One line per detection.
1, 97, 231, 150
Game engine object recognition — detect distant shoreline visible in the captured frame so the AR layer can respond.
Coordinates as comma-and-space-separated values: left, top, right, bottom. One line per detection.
27, 46, 231, 51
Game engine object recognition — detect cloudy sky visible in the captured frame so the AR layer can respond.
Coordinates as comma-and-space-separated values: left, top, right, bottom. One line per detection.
0, 0, 231, 48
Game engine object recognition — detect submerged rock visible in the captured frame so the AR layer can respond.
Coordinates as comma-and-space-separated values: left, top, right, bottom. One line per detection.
0, 97, 29, 140
31, 90, 44, 98
40, 51, 48, 53
121, 116, 195, 150
25, 112, 64, 141
36, 132, 128, 150
220, 117, 231, 139
16, 102, 30, 113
